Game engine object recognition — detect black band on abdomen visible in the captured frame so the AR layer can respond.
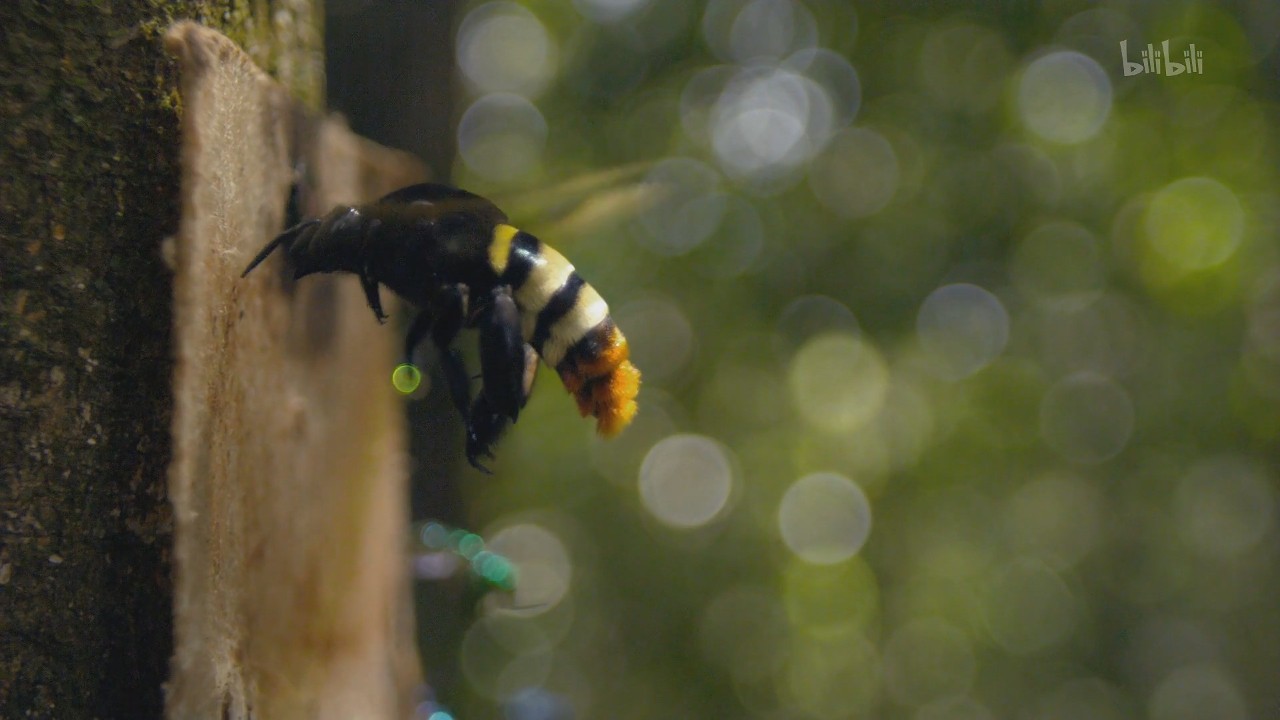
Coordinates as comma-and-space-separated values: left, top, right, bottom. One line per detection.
501, 232, 540, 289
531, 272, 586, 353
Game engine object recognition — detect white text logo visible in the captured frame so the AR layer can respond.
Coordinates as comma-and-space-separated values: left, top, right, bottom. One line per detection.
1120, 39, 1204, 76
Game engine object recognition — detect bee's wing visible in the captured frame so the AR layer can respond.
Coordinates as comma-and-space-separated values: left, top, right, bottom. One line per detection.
378, 183, 508, 225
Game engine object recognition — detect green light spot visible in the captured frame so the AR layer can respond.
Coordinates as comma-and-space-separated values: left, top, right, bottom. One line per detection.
457, 532, 484, 560
471, 550, 517, 591
392, 363, 423, 394
472, 550, 494, 576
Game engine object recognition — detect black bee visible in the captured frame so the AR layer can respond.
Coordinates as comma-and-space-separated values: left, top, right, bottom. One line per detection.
242, 183, 640, 471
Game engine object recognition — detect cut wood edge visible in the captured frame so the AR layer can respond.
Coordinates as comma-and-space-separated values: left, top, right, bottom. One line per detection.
164, 21, 428, 720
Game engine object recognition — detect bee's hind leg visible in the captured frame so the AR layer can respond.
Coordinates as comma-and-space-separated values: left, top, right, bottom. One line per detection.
476, 286, 526, 425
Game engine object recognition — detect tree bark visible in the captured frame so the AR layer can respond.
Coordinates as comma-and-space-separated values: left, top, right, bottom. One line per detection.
1, 4, 423, 718
1, 4, 200, 716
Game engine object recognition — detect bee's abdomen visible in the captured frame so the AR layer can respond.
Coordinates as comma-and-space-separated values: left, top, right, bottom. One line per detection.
488, 224, 640, 435
554, 318, 640, 436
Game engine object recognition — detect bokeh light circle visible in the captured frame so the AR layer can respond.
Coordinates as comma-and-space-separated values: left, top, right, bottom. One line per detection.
808, 127, 899, 218
729, 0, 818, 63
572, 0, 652, 25
639, 434, 735, 529
778, 472, 873, 564
458, 93, 548, 182
635, 158, 726, 256
1149, 664, 1249, 720
1247, 268, 1280, 359
1039, 372, 1134, 463
699, 194, 765, 277
680, 65, 738, 147
882, 618, 976, 706
916, 283, 1010, 380
1143, 177, 1245, 272
995, 141, 1061, 207
591, 390, 679, 486
1033, 292, 1148, 378
919, 23, 1012, 113
784, 47, 862, 126
774, 294, 860, 356
878, 376, 936, 472
703, 0, 819, 65
503, 688, 575, 720
1018, 51, 1112, 144
460, 614, 553, 699
1173, 455, 1276, 559
1012, 220, 1105, 309
1005, 472, 1103, 569
783, 556, 879, 632
788, 333, 889, 433
457, 2, 556, 97
784, 627, 880, 718
985, 558, 1079, 655
697, 585, 788, 682
613, 297, 695, 383
711, 66, 835, 188
486, 523, 572, 614
1122, 616, 1222, 692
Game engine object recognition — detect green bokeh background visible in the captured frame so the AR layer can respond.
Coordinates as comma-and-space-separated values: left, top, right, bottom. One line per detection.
423, 2, 1280, 718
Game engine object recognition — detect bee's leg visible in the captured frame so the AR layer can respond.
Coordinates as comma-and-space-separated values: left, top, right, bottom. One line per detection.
476, 286, 526, 424
431, 284, 471, 421
466, 390, 506, 474
356, 218, 389, 323
519, 343, 539, 409
462, 286, 525, 471
359, 268, 387, 324
403, 310, 434, 365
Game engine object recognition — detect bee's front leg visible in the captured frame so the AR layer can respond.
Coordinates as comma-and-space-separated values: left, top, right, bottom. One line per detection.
358, 267, 387, 323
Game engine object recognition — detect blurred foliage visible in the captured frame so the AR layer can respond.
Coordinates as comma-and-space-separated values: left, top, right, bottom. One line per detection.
421, 1, 1280, 718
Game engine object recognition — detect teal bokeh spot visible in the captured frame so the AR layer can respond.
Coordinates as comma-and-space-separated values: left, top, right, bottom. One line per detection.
419, 521, 449, 550
457, 532, 485, 560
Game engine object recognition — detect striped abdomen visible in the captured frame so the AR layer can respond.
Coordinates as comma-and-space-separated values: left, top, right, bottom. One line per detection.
487, 224, 640, 436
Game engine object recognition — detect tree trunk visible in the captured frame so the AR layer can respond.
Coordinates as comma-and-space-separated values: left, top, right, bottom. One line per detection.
1, 5, 425, 718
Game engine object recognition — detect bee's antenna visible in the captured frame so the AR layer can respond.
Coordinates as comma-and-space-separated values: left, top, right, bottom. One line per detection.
241, 219, 319, 277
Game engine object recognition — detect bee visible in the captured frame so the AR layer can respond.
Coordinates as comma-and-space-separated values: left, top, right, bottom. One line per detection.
242, 183, 641, 471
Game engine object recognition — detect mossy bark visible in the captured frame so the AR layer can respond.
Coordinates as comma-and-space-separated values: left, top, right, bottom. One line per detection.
0, 2, 322, 717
